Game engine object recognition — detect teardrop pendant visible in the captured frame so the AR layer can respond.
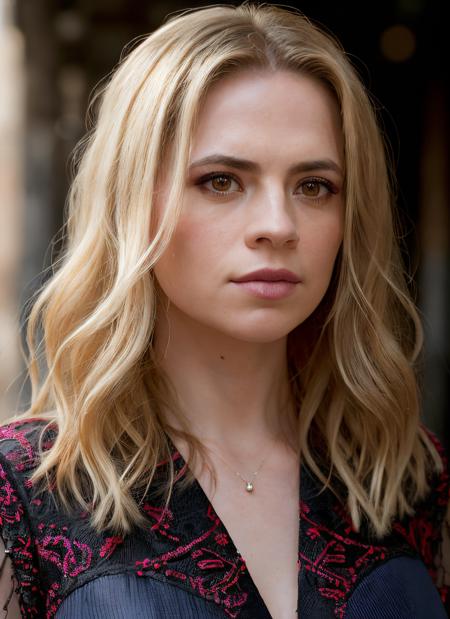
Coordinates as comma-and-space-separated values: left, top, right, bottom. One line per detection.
245, 481, 254, 492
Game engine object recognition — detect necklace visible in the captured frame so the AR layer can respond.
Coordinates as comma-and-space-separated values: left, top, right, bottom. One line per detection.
175, 418, 282, 495
209, 445, 273, 493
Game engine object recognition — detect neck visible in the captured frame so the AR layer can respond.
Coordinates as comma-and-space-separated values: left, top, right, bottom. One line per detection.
154, 305, 297, 457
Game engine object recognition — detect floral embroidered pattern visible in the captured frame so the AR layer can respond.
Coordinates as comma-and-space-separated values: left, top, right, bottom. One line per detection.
391, 429, 450, 609
0, 418, 449, 618
37, 531, 93, 577
135, 501, 250, 618
299, 499, 390, 618
99, 536, 124, 559
297, 427, 450, 617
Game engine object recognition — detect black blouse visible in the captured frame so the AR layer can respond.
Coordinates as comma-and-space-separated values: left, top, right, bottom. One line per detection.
0, 418, 449, 618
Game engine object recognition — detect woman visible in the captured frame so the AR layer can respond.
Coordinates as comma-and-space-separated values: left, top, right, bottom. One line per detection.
1, 3, 449, 618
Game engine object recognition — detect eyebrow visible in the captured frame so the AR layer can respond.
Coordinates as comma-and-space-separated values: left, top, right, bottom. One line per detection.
188, 154, 343, 177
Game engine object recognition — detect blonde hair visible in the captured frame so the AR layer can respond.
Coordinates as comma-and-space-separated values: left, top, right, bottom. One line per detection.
16, 2, 441, 535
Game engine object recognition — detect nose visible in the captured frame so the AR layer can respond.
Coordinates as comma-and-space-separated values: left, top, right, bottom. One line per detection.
244, 185, 299, 250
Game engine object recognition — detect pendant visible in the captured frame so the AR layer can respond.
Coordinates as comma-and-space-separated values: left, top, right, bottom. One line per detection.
245, 481, 254, 492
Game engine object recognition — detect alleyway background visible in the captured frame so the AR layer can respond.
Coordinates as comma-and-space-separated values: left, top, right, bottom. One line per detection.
1, 0, 448, 449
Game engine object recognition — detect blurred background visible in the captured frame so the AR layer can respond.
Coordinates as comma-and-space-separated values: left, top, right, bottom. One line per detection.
0, 0, 448, 449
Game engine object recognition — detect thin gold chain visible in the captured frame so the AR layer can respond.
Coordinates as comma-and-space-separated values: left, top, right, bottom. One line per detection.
209, 443, 274, 488
181, 418, 283, 493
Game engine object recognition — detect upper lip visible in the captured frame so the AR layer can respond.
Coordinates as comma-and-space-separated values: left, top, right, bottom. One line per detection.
232, 268, 301, 283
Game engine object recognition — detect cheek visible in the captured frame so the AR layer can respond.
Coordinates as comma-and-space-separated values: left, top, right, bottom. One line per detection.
153, 214, 223, 289
166, 209, 238, 269
306, 215, 343, 272
167, 221, 208, 268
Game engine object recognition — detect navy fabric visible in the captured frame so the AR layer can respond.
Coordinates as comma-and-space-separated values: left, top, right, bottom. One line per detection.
55, 556, 448, 618
1, 419, 449, 618
55, 572, 225, 618
346, 556, 448, 619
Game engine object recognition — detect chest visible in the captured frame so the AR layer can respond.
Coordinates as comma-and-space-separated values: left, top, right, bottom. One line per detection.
195, 452, 300, 619
15, 457, 433, 619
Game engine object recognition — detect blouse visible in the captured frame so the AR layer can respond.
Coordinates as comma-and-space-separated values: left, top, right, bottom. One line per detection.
0, 418, 449, 618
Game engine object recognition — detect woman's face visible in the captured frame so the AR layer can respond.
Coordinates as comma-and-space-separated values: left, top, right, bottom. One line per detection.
153, 70, 344, 343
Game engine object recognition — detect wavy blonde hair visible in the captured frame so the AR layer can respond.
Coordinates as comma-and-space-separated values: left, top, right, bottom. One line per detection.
15, 2, 441, 535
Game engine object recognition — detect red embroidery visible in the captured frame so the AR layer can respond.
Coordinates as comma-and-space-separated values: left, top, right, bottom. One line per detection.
99, 536, 124, 559
0, 419, 448, 618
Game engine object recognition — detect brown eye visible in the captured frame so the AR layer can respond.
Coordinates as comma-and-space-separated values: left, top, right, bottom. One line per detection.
198, 172, 241, 196
302, 181, 321, 197
211, 175, 232, 192
297, 177, 335, 202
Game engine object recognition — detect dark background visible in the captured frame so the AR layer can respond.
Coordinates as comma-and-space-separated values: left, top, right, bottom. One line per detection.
14, 0, 449, 448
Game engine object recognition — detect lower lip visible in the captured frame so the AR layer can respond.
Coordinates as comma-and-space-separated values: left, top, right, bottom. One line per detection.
232, 280, 298, 300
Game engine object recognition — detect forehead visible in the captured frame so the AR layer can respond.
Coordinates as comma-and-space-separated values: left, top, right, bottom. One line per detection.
190, 70, 343, 167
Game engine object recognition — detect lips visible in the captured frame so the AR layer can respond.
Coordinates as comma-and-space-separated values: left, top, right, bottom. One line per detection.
232, 268, 301, 283
230, 269, 301, 300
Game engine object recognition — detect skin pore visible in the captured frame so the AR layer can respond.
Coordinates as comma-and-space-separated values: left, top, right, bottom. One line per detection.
153, 69, 344, 475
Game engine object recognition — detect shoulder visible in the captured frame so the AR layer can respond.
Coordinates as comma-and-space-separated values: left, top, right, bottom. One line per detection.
351, 426, 450, 617
0, 418, 128, 618
418, 426, 450, 614
370, 426, 450, 614
397, 426, 449, 574
0, 416, 57, 464
0, 416, 57, 519
346, 555, 447, 618
300, 425, 450, 617
401, 423, 449, 525
0, 418, 55, 617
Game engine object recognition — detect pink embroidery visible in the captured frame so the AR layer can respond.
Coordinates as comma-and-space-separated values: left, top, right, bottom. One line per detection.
1, 419, 449, 618
0, 465, 24, 525
99, 535, 124, 559
215, 531, 229, 545
37, 535, 92, 577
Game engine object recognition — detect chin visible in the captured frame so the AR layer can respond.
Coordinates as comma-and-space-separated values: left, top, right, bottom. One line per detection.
222, 318, 305, 344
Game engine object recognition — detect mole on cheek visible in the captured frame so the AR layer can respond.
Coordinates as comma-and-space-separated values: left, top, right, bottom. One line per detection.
220, 355, 225, 360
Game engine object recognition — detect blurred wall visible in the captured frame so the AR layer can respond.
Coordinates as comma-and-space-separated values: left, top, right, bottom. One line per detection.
0, 0, 25, 419
1, 0, 448, 448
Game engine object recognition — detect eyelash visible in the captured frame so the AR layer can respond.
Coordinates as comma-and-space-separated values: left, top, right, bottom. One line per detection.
196, 172, 337, 204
